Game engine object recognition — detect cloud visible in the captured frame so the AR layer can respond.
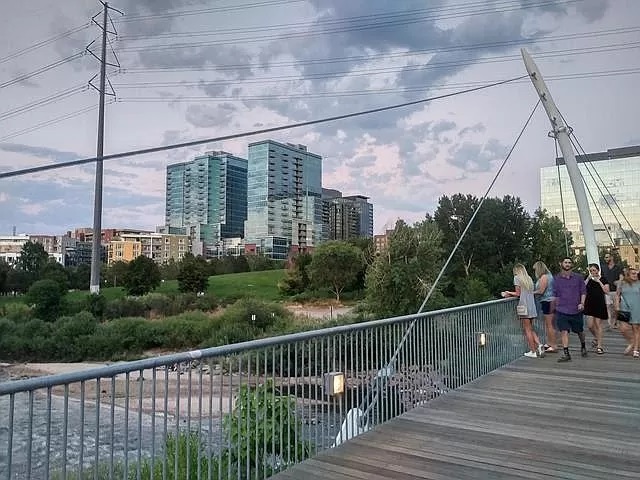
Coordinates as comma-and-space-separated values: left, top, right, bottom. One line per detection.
0, 143, 82, 163
447, 138, 510, 172
0, 192, 9, 202
185, 103, 237, 128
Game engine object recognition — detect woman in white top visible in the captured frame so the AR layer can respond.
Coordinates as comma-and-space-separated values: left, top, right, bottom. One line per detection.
502, 264, 544, 358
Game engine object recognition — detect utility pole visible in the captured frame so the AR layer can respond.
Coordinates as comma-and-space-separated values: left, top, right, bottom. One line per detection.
89, 2, 108, 294
86, 2, 122, 293
521, 48, 599, 265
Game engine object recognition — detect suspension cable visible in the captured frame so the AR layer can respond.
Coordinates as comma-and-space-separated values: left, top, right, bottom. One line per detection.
359, 98, 541, 421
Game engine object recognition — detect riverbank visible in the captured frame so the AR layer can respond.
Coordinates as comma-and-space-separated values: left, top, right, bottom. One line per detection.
1, 361, 239, 419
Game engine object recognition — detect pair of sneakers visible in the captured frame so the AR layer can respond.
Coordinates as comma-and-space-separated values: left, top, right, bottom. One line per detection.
524, 344, 546, 358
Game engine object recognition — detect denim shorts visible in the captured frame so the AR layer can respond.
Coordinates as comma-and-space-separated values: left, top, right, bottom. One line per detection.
556, 312, 584, 333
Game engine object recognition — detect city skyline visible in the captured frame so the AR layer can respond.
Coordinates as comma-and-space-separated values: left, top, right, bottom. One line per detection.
1, 1, 640, 236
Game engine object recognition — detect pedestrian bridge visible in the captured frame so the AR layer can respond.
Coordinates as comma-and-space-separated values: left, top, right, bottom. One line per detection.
1, 299, 639, 479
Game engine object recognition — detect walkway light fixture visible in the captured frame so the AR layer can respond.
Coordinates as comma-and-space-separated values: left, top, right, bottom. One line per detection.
478, 332, 487, 347
324, 372, 345, 396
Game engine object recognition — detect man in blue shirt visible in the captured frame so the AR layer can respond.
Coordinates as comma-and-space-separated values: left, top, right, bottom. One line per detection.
553, 257, 587, 362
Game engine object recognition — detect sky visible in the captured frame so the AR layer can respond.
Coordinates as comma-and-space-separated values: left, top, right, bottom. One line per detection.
0, 0, 639, 236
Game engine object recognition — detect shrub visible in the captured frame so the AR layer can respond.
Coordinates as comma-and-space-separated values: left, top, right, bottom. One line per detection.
26, 279, 66, 321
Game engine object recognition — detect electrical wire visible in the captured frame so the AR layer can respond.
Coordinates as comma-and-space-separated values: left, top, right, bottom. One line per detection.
116, 0, 305, 23
554, 139, 571, 256
0, 85, 86, 122
0, 23, 90, 65
114, 0, 580, 53
0, 104, 103, 143
121, 27, 640, 74
0, 74, 527, 179
0, 52, 85, 89
118, 0, 565, 38
113, 42, 640, 90
116, 68, 640, 103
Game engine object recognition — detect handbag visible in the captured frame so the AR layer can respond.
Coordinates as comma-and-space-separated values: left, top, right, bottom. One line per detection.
617, 291, 632, 323
517, 304, 528, 316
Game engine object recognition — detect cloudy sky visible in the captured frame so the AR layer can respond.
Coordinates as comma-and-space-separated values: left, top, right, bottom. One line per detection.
1, 0, 639, 236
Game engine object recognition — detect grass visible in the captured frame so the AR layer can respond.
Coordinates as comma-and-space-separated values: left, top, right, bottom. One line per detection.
0, 270, 286, 307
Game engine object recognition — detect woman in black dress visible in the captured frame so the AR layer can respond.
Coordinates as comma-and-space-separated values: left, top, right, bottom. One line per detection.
584, 263, 609, 354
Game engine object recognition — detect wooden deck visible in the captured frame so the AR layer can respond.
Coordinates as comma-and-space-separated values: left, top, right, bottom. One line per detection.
274, 332, 640, 479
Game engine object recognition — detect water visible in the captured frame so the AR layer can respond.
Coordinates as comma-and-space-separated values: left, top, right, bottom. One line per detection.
0, 372, 339, 479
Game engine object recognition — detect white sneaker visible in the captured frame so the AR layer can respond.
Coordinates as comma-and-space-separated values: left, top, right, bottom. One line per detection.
524, 351, 537, 358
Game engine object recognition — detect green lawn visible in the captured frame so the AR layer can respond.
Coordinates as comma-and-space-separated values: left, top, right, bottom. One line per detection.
1, 269, 286, 307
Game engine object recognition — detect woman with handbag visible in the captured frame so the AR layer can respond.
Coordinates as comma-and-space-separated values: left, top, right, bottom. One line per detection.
502, 264, 544, 358
616, 268, 640, 357
583, 263, 609, 354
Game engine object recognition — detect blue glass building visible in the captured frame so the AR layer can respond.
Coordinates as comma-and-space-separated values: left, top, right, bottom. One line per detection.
165, 151, 247, 249
244, 140, 323, 259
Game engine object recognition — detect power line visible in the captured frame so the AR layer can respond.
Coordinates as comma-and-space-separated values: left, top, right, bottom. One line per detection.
0, 52, 85, 89
121, 26, 640, 74
118, 0, 549, 38
113, 42, 640, 89
0, 23, 90, 65
114, 0, 580, 53
0, 85, 87, 122
0, 74, 527, 179
116, 0, 305, 23
0, 104, 102, 143
116, 68, 640, 103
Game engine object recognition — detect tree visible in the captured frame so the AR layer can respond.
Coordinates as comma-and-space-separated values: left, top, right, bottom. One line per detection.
68, 264, 91, 290
177, 253, 210, 293
15, 241, 49, 287
159, 258, 180, 280
526, 208, 573, 271
122, 256, 161, 296
278, 252, 312, 295
308, 241, 364, 302
101, 261, 129, 288
26, 279, 66, 321
366, 219, 447, 316
40, 260, 70, 293
0, 259, 10, 295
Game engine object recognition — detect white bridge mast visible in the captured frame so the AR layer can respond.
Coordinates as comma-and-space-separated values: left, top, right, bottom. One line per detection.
521, 48, 599, 265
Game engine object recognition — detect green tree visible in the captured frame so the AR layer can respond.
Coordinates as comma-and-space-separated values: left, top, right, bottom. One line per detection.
159, 258, 180, 280
6, 268, 31, 294
278, 252, 312, 295
526, 208, 573, 271
40, 260, 70, 293
122, 256, 161, 296
15, 241, 49, 287
68, 264, 91, 290
177, 253, 210, 293
26, 279, 66, 321
0, 259, 10, 295
101, 260, 129, 288
308, 241, 363, 302
366, 219, 447, 316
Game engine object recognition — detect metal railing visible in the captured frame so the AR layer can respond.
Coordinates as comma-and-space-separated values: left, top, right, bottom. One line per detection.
0, 298, 522, 479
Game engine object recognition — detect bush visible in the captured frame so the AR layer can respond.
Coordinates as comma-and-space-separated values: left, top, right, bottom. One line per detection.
26, 279, 66, 321
0, 302, 33, 321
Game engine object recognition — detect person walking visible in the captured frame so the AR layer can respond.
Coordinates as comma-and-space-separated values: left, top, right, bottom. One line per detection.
553, 257, 587, 362
533, 261, 557, 353
616, 268, 640, 358
583, 263, 609, 354
601, 252, 622, 329
502, 264, 544, 358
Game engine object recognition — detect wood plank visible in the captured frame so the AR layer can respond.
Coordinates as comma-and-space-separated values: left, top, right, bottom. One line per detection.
272, 332, 640, 479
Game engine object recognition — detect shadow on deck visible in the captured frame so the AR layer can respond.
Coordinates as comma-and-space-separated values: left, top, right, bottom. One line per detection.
273, 332, 640, 479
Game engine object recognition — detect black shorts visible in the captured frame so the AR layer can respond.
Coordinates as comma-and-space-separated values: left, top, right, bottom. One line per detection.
540, 301, 552, 315
556, 312, 584, 333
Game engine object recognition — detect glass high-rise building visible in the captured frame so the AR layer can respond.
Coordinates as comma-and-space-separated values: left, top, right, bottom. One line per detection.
244, 140, 323, 259
322, 189, 374, 241
165, 151, 248, 248
540, 144, 640, 248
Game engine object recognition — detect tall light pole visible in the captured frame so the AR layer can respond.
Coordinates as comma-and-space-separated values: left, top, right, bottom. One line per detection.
521, 48, 599, 265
